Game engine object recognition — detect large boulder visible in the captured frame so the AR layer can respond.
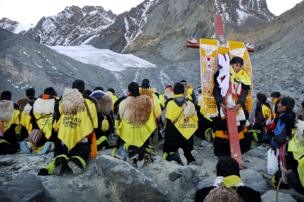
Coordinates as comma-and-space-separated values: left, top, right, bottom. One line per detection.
95, 155, 168, 202
261, 190, 296, 202
241, 169, 269, 194
0, 173, 52, 202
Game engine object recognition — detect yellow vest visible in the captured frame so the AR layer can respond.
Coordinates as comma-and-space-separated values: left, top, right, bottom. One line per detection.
19, 111, 33, 134
186, 87, 194, 101
288, 136, 304, 187
34, 113, 54, 140
117, 96, 161, 147
108, 92, 118, 110
159, 94, 165, 108
262, 104, 272, 120
57, 99, 98, 151
165, 99, 198, 140
230, 67, 251, 86
2, 109, 20, 133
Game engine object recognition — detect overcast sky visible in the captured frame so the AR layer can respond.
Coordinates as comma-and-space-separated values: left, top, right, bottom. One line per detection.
0, 0, 303, 25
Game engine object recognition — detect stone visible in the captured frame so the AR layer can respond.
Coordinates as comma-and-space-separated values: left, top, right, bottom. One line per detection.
241, 169, 269, 194
0, 173, 52, 202
261, 190, 296, 202
95, 155, 168, 202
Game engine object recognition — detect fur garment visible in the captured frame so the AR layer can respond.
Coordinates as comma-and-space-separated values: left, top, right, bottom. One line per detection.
140, 88, 154, 98
33, 98, 55, 115
184, 101, 196, 118
0, 100, 14, 121
61, 88, 85, 115
90, 91, 112, 115
119, 95, 152, 126
16, 97, 31, 111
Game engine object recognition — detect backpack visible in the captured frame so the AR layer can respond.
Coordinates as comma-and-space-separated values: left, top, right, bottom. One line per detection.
204, 184, 243, 202
0, 100, 14, 121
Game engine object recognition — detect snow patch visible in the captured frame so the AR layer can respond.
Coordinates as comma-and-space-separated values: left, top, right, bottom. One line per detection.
13, 23, 34, 33
236, 8, 250, 25
221, 3, 230, 22
124, 17, 131, 45
122, 0, 159, 52
81, 35, 98, 45
50, 45, 156, 72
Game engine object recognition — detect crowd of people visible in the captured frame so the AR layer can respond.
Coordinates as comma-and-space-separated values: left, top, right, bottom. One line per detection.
0, 57, 303, 200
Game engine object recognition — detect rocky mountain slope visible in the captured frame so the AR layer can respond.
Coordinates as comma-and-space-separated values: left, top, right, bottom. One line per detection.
0, 18, 19, 33
89, 0, 273, 55
0, 29, 193, 98
25, 6, 116, 46
1, 0, 303, 104
0, 17, 32, 34
1, 140, 303, 201
0, 29, 117, 98
248, 1, 304, 104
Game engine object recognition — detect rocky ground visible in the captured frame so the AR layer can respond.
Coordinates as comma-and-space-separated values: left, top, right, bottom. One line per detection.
1, 137, 303, 202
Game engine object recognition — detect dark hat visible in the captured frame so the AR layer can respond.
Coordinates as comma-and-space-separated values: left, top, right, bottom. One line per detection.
26, 88, 35, 97
257, 93, 267, 104
128, 82, 140, 97
107, 88, 115, 94
0, 90, 12, 100
216, 156, 240, 177
90, 90, 106, 99
173, 82, 185, 94
94, 86, 104, 91
280, 96, 295, 112
83, 89, 92, 98
271, 91, 281, 98
141, 79, 150, 89
230, 56, 244, 66
180, 80, 187, 84
44, 87, 57, 96
72, 79, 85, 94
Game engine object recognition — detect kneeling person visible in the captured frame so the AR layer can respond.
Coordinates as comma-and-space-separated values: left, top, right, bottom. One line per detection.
163, 82, 200, 165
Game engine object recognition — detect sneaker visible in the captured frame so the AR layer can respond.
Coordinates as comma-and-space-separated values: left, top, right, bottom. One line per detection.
19, 141, 31, 154
204, 128, 213, 142
136, 158, 145, 168
169, 148, 187, 165
108, 133, 118, 147
67, 161, 83, 175
53, 164, 63, 176
38, 141, 53, 155
115, 146, 128, 160
191, 150, 203, 165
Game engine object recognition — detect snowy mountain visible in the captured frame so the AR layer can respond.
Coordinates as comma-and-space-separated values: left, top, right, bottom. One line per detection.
89, 0, 160, 52
0, 29, 182, 98
25, 6, 116, 46
89, 0, 273, 53
50, 45, 156, 72
0, 17, 33, 34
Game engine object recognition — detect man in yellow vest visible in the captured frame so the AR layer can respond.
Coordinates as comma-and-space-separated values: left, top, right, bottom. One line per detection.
0, 91, 20, 154
213, 56, 251, 157
163, 82, 200, 165
39, 80, 98, 175
115, 82, 161, 167
287, 119, 304, 193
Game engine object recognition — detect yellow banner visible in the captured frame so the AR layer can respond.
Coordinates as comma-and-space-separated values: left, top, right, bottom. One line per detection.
228, 40, 253, 112
199, 39, 219, 118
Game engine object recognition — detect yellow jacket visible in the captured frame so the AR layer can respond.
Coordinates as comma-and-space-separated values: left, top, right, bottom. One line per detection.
117, 95, 161, 147
165, 96, 198, 140
2, 108, 20, 133
57, 98, 98, 151
288, 133, 304, 187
